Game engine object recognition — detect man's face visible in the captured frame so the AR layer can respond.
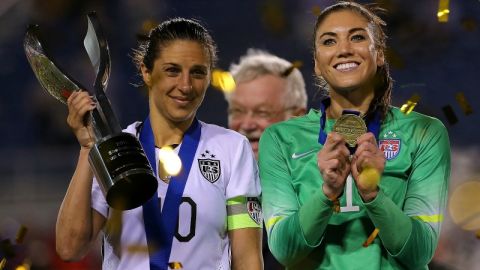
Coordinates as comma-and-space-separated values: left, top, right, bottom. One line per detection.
228, 74, 291, 159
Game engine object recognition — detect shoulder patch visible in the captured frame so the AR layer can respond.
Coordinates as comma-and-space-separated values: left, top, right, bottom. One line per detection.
246, 197, 262, 225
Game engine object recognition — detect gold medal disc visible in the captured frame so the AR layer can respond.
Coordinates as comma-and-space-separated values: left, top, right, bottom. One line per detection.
332, 114, 367, 148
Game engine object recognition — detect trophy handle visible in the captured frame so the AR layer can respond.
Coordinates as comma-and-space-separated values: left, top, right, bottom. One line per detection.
23, 25, 84, 104
84, 11, 122, 136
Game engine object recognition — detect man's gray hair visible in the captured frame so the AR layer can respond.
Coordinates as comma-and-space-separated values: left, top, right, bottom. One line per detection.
225, 49, 307, 109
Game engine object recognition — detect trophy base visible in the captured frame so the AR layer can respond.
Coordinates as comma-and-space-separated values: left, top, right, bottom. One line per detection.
106, 168, 158, 210
89, 132, 158, 210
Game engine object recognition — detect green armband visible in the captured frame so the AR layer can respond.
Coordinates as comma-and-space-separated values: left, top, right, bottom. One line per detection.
227, 196, 263, 230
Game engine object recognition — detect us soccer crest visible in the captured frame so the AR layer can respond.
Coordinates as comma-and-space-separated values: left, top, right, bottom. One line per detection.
198, 150, 221, 183
246, 197, 262, 225
379, 130, 401, 160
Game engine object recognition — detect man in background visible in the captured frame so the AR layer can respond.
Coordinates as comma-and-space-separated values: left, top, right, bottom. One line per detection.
225, 49, 308, 159
224, 49, 308, 268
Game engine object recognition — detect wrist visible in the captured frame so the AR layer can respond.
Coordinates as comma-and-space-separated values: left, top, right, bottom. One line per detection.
360, 188, 378, 203
322, 184, 342, 201
79, 147, 91, 156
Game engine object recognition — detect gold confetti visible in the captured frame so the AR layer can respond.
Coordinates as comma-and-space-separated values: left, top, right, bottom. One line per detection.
363, 228, 380, 247
169, 262, 183, 269
358, 167, 381, 190
15, 225, 28, 244
455, 92, 473, 116
127, 244, 150, 254
442, 105, 458, 125
312, 6, 322, 17
385, 49, 405, 69
15, 262, 31, 270
332, 198, 340, 213
449, 181, 480, 231
281, 61, 303, 77
461, 18, 477, 32
0, 258, 6, 270
136, 19, 158, 41
476, 230, 480, 239
105, 209, 123, 238
400, 94, 420, 115
261, 0, 287, 35
211, 69, 236, 93
437, 0, 450, 23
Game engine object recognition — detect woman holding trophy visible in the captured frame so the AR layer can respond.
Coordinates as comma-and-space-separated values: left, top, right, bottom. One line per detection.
56, 18, 262, 270
259, 2, 450, 269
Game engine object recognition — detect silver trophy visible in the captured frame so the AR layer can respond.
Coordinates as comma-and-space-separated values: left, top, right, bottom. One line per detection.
24, 12, 157, 210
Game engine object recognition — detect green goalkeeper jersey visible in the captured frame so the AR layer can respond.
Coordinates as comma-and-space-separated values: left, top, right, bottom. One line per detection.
258, 107, 450, 270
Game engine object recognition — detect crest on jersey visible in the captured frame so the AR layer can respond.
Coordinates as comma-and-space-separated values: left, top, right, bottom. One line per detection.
379, 139, 401, 160
198, 150, 221, 183
379, 130, 401, 160
246, 197, 262, 225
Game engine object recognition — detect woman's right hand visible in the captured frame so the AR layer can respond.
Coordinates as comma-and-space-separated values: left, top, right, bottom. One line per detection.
67, 91, 96, 149
317, 132, 351, 200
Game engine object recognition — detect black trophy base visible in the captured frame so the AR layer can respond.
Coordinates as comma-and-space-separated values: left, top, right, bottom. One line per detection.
89, 132, 158, 210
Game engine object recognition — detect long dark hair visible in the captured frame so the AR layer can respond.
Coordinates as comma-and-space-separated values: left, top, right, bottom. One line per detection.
313, 1, 393, 120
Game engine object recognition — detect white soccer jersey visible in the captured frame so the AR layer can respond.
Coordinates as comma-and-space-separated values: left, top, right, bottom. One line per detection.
91, 121, 261, 270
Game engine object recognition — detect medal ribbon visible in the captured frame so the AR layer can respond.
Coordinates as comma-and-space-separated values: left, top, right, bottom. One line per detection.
318, 98, 381, 146
140, 116, 201, 270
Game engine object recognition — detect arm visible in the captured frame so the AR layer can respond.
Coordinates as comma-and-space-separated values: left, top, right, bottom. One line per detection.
362, 119, 450, 268
259, 130, 340, 266
229, 228, 263, 270
55, 91, 106, 261
226, 137, 263, 269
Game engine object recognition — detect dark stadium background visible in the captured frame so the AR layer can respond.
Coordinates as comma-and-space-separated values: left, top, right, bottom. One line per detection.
0, 0, 479, 269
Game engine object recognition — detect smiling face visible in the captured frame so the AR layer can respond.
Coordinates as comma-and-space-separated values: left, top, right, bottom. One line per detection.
141, 40, 211, 125
228, 74, 291, 158
314, 10, 384, 95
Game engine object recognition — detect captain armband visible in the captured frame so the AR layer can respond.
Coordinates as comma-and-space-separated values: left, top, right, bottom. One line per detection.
226, 196, 263, 230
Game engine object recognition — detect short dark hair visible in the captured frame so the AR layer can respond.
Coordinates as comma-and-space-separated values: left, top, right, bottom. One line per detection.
132, 17, 217, 73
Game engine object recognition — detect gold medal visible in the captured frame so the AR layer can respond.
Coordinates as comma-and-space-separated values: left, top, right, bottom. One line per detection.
332, 113, 367, 148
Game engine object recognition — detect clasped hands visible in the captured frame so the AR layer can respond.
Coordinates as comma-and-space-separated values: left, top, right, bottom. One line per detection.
317, 132, 385, 203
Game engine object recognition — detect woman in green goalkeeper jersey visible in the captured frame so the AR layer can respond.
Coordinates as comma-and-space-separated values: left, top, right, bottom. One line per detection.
258, 2, 451, 269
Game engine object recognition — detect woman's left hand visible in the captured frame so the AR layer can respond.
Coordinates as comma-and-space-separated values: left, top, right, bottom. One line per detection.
351, 132, 385, 202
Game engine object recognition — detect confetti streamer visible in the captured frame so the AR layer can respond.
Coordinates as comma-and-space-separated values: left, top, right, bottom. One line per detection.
127, 244, 150, 254
400, 94, 420, 115
281, 61, 303, 77
261, 0, 287, 35
476, 230, 480, 239
455, 92, 473, 116
169, 262, 183, 269
15, 226, 28, 244
363, 228, 380, 247
442, 105, 458, 125
136, 19, 158, 41
312, 6, 322, 17
461, 18, 477, 32
437, 0, 450, 23
105, 209, 123, 239
0, 258, 6, 270
15, 261, 31, 270
385, 49, 405, 69
332, 198, 340, 213
211, 69, 236, 93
